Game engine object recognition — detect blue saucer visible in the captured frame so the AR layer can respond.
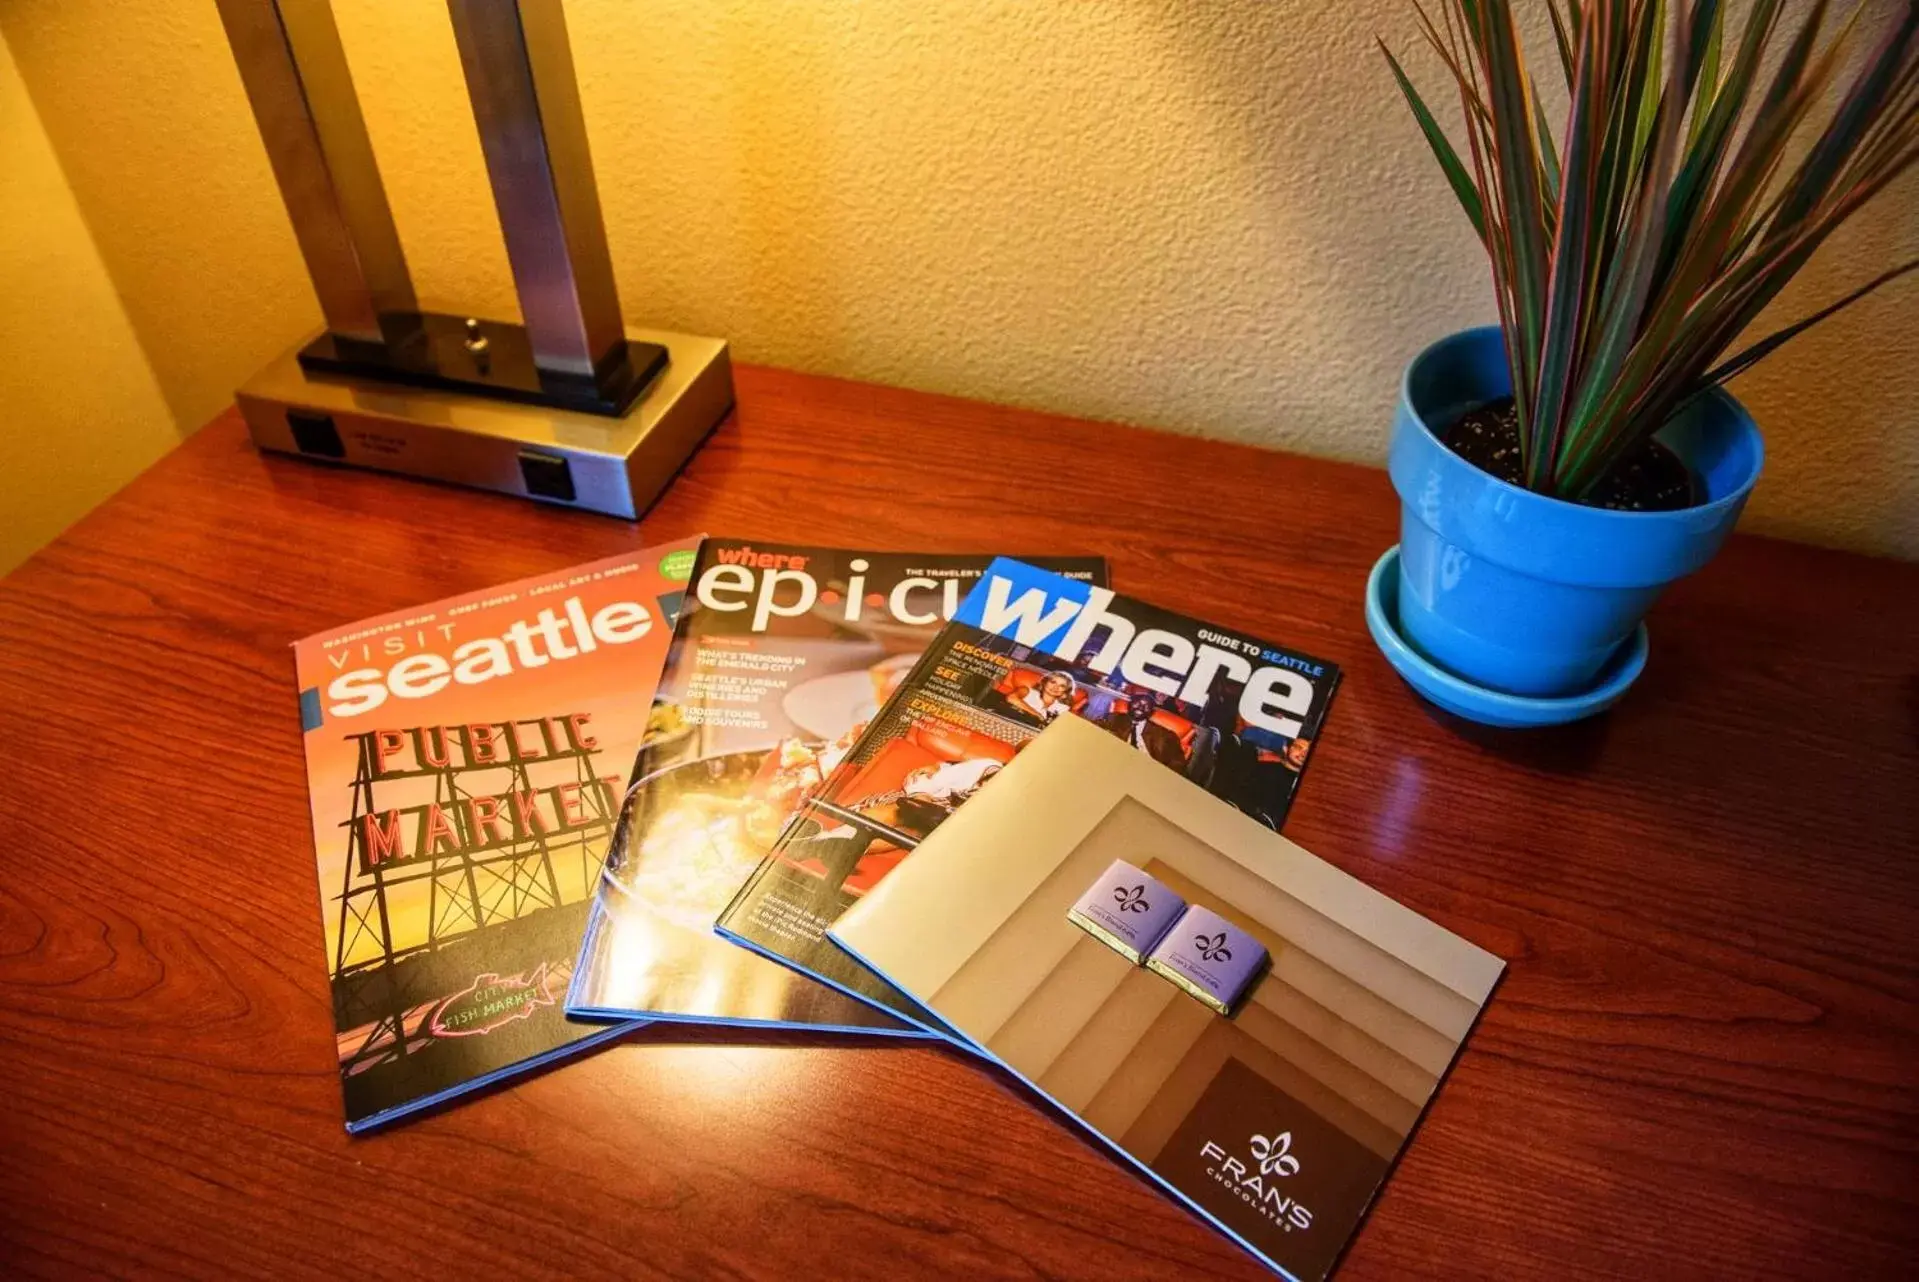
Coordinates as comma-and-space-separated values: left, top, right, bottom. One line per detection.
1365, 546, 1649, 728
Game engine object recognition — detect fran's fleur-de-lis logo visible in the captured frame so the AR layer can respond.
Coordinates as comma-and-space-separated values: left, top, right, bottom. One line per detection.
1249, 1131, 1300, 1177
1112, 883, 1150, 913
1194, 930, 1232, 962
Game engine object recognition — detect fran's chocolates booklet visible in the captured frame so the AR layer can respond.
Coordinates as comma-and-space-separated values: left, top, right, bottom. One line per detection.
718, 556, 1339, 1030
291, 539, 701, 1132
831, 715, 1502, 1281
566, 541, 1106, 1030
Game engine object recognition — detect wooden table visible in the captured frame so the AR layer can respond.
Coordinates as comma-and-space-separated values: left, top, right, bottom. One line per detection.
2, 367, 1915, 1279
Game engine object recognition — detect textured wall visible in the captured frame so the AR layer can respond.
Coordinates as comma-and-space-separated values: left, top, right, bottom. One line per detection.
0, 28, 177, 575
4, 0, 1914, 558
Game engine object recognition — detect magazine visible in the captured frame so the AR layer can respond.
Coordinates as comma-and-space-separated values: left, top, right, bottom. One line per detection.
717, 556, 1339, 1030
831, 715, 1502, 1280
566, 542, 1106, 1028
291, 540, 700, 1132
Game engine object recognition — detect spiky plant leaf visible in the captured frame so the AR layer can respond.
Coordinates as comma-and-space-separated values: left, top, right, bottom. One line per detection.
1380, 0, 1919, 503
1382, 41, 1489, 239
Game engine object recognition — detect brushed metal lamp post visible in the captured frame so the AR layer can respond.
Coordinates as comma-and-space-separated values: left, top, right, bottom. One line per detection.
215, 0, 733, 518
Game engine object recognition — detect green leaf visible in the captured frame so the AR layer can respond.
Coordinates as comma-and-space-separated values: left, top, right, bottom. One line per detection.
1774, 8, 1918, 229
1685, 0, 1724, 150
1646, 0, 1783, 314
1561, 0, 1685, 459
1534, 88, 1563, 216
1381, 41, 1488, 239
1546, 0, 1576, 88
1473, 1, 1554, 475
1385, 0, 1919, 500
1632, 0, 1669, 178
1530, 5, 1607, 470
1702, 257, 1919, 387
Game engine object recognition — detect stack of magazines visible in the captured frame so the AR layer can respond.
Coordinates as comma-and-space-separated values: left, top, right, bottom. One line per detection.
291, 536, 1502, 1280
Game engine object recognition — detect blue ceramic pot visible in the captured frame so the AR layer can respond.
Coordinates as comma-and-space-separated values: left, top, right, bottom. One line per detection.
1388, 326, 1763, 699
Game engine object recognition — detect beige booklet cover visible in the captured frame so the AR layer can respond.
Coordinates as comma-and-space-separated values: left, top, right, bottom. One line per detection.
831, 715, 1503, 1281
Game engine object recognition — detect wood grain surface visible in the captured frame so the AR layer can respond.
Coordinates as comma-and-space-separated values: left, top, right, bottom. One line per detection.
2, 366, 1915, 1280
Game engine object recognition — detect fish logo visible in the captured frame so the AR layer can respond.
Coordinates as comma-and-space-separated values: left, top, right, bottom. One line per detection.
429, 962, 558, 1038
1112, 883, 1150, 913
1194, 930, 1233, 962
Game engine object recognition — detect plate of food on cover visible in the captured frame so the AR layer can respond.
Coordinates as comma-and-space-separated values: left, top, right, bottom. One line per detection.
782, 653, 918, 741
637, 699, 696, 768
602, 732, 859, 933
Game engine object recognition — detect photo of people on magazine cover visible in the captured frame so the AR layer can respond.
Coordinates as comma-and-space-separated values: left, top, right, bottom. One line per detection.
774, 751, 1008, 905
998, 637, 1316, 823
982, 642, 1316, 809
769, 629, 1319, 923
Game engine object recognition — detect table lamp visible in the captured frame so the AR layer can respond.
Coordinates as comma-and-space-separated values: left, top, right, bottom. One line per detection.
214, 0, 733, 518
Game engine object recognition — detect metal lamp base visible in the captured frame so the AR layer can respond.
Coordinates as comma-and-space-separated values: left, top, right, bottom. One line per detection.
236, 326, 733, 519
299, 312, 670, 417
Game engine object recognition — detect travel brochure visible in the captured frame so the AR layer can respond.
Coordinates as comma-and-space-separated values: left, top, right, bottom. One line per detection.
290, 538, 700, 1131
831, 716, 1502, 1281
291, 536, 1495, 1276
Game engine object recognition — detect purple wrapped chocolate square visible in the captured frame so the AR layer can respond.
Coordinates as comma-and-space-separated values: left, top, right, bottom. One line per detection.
1145, 905, 1268, 1015
1067, 859, 1186, 963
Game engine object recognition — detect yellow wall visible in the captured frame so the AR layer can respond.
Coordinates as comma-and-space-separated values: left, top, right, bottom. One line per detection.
3, 1, 1914, 561
0, 26, 178, 576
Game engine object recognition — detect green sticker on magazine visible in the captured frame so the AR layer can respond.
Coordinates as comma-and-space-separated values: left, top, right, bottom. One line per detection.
658, 548, 696, 581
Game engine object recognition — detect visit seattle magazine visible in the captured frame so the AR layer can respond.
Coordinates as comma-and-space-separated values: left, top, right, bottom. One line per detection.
291, 538, 699, 1132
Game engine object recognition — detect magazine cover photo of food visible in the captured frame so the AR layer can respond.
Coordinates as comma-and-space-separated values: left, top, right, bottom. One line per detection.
720, 556, 1342, 1032
567, 541, 1106, 1031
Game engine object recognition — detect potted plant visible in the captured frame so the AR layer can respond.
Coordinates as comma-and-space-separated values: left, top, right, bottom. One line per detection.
1368, 0, 1917, 725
